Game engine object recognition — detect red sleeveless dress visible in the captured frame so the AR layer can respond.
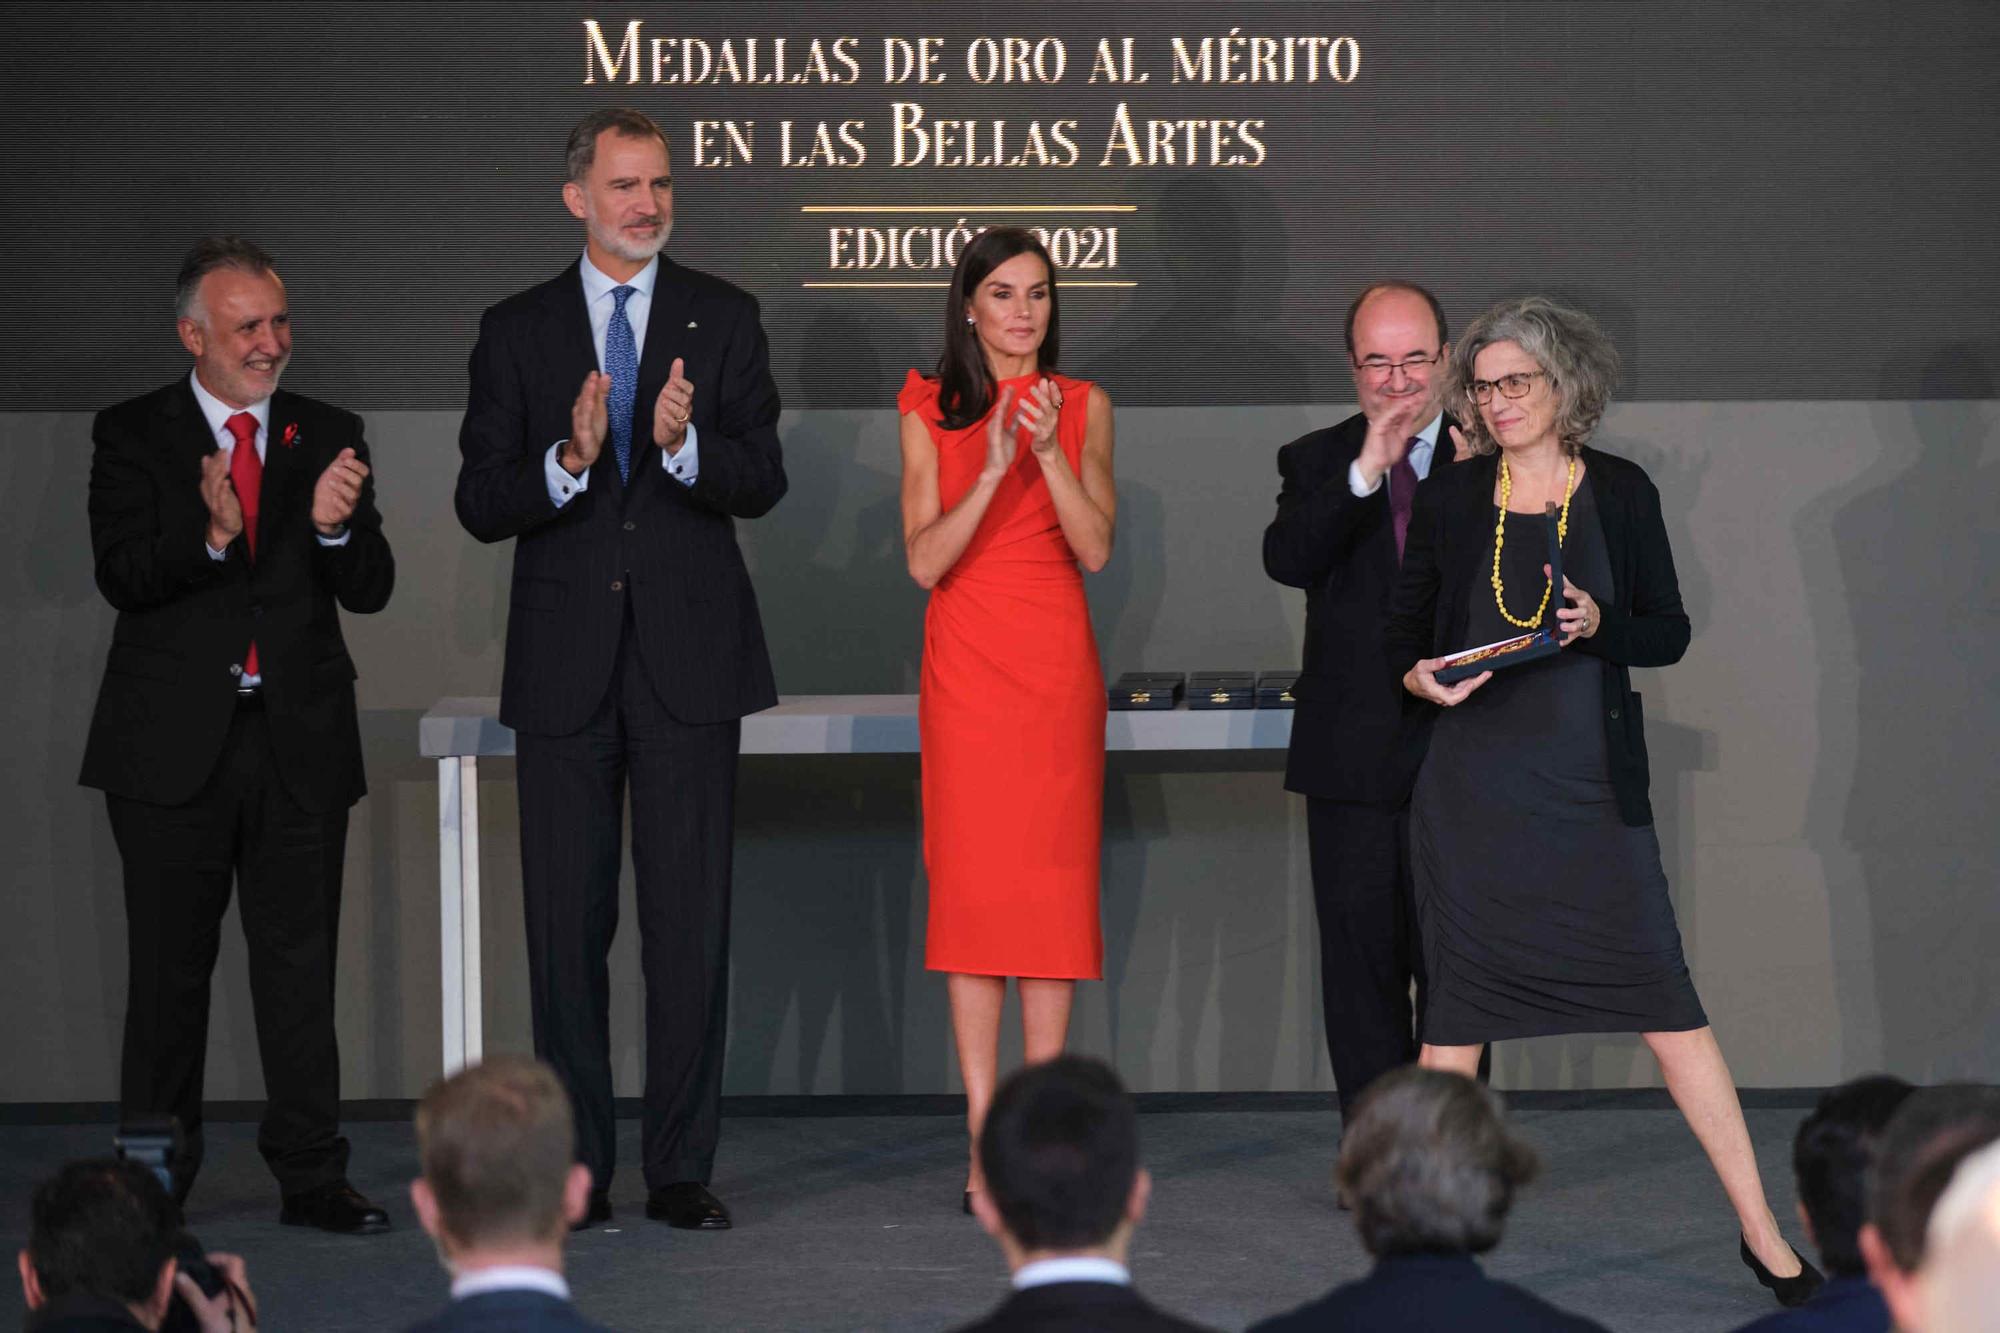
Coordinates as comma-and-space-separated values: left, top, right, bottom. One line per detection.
898, 369, 1106, 979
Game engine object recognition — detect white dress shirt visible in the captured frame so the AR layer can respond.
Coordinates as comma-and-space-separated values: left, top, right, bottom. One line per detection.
450, 1265, 571, 1302
1012, 1257, 1132, 1290
190, 369, 349, 686
1347, 409, 1445, 497
545, 250, 699, 506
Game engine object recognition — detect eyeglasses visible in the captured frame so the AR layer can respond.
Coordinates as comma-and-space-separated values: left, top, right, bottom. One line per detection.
1354, 352, 1441, 380
1469, 371, 1548, 403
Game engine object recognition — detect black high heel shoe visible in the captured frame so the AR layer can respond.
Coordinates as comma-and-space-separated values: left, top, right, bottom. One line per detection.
962, 1190, 974, 1216
1740, 1235, 1825, 1307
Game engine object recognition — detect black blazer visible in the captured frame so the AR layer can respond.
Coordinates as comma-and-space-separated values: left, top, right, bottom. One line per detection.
1249, 1253, 1608, 1332
454, 258, 787, 735
405, 1290, 611, 1333
954, 1281, 1216, 1333
80, 379, 394, 812
1263, 413, 1462, 802
1385, 446, 1690, 827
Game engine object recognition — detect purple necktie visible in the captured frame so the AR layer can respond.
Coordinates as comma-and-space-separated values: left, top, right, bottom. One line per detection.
1390, 441, 1420, 563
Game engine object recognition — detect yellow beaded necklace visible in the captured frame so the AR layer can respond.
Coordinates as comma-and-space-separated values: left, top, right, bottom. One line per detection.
1491, 455, 1576, 628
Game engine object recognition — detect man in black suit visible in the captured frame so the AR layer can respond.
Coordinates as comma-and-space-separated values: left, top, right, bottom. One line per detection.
454, 108, 786, 1232
18, 1159, 257, 1333
1261, 281, 1469, 1125
81, 236, 394, 1233
407, 1057, 610, 1333
1251, 1067, 1604, 1332
958, 1057, 1213, 1333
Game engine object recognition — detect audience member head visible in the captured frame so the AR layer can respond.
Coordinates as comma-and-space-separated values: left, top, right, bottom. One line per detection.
1923, 1139, 2000, 1333
1336, 1067, 1537, 1259
1858, 1083, 2000, 1331
971, 1056, 1149, 1266
412, 1056, 592, 1270
17, 1158, 180, 1329
1791, 1074, 1916, 1276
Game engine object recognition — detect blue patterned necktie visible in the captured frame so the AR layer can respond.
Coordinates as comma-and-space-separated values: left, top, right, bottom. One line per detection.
605, 285, 638, 484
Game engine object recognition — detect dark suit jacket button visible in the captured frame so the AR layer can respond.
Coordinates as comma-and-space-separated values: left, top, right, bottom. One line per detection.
610, 580, 624, 592
623, 521, 635, 531
1608, 708, 1621, 719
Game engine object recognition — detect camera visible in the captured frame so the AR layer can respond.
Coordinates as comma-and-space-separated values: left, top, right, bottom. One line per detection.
115, 1116, 230, 1333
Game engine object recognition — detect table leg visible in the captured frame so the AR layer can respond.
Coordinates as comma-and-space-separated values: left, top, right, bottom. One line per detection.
437, 756, 485, 1075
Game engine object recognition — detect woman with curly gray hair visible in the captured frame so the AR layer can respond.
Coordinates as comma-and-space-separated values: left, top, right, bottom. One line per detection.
1385, 297, 1821, 1308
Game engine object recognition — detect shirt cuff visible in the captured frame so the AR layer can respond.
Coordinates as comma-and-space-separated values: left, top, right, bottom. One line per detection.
206, 541, 228, 561
1348, 459, 1385, 497
663, 423, 699, 487
315, 528, 351, 548
546, 441, 590, 507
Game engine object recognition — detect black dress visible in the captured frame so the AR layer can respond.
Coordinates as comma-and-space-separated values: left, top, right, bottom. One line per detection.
1410, 477, 1706, 1044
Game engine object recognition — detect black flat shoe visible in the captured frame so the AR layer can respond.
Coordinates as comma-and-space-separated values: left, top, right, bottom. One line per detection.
279, 1181, 390, 1235
571, 1192, 612, 1231
646, 1182, 731, 1230
1740, 1235, 1824, 1307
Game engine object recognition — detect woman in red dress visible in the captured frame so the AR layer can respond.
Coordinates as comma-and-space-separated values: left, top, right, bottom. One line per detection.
897, 228, 1117, 1209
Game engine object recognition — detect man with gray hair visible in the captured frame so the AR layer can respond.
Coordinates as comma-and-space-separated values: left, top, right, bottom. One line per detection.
456, 108, 786, 1231
1857, 1084, 2000, 1332
408, 1056, 609, 1333
1250, 1067, 1604, 1331
82, 235, 394, 1233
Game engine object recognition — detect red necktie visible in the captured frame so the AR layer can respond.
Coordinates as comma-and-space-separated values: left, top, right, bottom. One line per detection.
1390, 442, 1420, 564
225, 412, 262, 677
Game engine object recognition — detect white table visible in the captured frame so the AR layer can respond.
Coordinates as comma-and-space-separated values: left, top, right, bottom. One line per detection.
420, 694, 1294, 1073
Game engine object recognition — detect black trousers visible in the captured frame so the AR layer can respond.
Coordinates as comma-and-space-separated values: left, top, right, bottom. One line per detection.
1307, 797, 1427, 1121
516, 613, 739, 1193
105, 700, 350, 1199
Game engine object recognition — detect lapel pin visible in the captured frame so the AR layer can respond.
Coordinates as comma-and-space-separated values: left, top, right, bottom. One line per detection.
687, 320, 698, 329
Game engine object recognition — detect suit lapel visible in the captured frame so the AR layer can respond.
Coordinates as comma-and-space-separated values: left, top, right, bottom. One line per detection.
161, 377, 219, 471
259, 389, 310, 549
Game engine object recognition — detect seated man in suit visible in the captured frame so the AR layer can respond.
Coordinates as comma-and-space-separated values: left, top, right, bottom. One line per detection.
1733, 1075, 1915, 1333
1251, 1067, 1604, 1332
1857, 1085, 2000, 1333
17, 1158, 254, 1333
407, 1057, 610, 1333
958, 1056, 1213, 1333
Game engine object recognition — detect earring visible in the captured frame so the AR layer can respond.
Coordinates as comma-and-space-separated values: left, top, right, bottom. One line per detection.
966, 316, 975, 325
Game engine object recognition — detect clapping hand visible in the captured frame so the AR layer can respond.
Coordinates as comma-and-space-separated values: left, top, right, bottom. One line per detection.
1448, 423, 1475, 462
1552, 570, 1600, 646
311, 448, 369, 535
562, 371, 611, 475
199, 450, 244, 550
980, 385, 1020, 483
1356, 395, 1426, 487
1014, 378, 1064, 456
654, 357, 693, 453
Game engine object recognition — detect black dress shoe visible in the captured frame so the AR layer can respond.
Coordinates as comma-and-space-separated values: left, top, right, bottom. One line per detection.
645, 1182, 731, 1230
1740, 1235, 1825, 1307
279, 1181, 389, 1235
571, 1192, 613, 1231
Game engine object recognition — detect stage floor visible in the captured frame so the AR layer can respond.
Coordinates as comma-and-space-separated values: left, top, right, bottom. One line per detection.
0, 1098, 1819, 1331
